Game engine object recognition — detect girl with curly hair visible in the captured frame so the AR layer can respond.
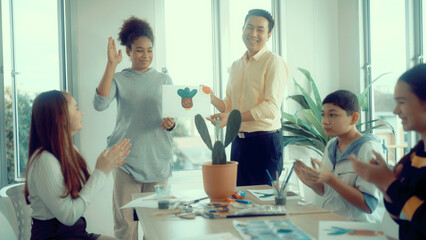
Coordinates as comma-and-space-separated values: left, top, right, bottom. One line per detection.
25, 90, 130, 240
93, 16, 175, 239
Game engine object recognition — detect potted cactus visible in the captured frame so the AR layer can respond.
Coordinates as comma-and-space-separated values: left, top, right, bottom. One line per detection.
194, 109, 242, 202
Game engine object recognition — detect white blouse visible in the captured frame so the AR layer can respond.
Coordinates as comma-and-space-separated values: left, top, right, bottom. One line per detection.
27, 150, 106, 226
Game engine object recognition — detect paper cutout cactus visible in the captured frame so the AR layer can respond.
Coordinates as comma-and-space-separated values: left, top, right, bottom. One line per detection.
194, 109, 242, 165
177, 87, 197, 110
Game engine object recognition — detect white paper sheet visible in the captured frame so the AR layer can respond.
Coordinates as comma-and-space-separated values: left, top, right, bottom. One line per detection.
162, 85, 211, 118
319, 221, 387, 240
120, 194, 158, 209
121, 189, 209, 209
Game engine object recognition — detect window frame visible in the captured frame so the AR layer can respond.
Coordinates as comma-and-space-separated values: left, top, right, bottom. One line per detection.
0, 0, 68, 186
361, 0, 423, 160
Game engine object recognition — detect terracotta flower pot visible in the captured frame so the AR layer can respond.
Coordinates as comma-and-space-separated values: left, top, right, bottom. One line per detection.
202, 161, 238, 202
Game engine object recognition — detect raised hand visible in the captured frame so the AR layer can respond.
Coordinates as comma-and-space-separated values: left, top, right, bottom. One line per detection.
349, 150, 397, 192
95, 138, 131, 174
107, 37, 122, 66
161, 117, 175, 130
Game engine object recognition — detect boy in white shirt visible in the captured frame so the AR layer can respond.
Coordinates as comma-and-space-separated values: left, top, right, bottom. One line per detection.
294, 90, 385, 222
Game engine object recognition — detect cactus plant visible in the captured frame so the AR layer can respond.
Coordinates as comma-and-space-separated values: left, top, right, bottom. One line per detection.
177, 87, 198, 109
195, 109, 242, 165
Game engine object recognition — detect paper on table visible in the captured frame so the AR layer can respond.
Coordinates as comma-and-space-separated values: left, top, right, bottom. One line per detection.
247, 189, 299, 202
171, 232, 240, 240
319, 221, 386, 240
173, 189, 208, 201
120, 194, 158, 209
121, 189, 208, 209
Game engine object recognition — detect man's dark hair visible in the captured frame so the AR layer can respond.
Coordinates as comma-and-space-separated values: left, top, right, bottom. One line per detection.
398, 64, 426, 102
322, 90, 360, 115
244, 9, 274, 33
118, 16, 154, 49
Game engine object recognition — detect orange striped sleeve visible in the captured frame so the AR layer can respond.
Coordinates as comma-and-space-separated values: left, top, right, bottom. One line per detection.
402, 196, 424, 221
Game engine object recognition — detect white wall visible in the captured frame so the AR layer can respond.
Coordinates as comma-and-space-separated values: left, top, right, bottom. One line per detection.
70, 0, 158, 236
338, 0, 363, 92
283, 0, 340, 202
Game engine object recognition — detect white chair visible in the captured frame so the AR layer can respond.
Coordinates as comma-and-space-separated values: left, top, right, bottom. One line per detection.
0, 211, 17, 240
2, 183, 32, 240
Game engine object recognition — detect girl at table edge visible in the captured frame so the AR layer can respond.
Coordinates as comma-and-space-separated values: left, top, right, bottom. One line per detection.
349, 64, 426, 240
25, 90, 131, 240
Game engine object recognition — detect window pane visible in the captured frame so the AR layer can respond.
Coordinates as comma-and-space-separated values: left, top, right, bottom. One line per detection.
164, 0, 213, 170
370, 0, 407, 164
9, 0, 61, 179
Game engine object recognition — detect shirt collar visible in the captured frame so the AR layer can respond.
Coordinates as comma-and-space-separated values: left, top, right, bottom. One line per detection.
242, 46, 269, 62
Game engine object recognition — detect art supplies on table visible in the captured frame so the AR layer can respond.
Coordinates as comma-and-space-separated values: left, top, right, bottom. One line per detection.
234, 219, 313, 240
247, 188, 298, 202
192, 203, 286, 219
319, 221, 386, 240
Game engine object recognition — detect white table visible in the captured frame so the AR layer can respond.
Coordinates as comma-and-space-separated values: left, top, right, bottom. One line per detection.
133, 185, 347, 239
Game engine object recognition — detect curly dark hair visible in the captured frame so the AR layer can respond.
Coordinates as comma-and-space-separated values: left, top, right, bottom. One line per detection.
118, 16, 154, 49
244, 9, 275, 33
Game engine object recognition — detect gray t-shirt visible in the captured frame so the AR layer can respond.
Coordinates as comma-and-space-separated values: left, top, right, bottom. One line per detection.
93, 68, 173, 183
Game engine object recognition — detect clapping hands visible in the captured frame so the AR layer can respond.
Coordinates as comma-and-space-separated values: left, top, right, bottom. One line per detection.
348, 150, 399, 192
294, 158, 333, 186
95, 138, 131, 174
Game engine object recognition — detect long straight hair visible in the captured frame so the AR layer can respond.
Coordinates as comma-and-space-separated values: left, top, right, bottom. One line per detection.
25, 90, 90, 203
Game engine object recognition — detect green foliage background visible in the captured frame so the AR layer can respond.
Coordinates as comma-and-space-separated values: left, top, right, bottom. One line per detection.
4, 86, 32, 184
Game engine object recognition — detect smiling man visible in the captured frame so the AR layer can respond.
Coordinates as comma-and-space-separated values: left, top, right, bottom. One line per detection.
209, 9, 288, 186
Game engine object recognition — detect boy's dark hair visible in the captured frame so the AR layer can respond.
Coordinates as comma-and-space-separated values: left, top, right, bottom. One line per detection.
322, 90, 360, 115
244, 9, 274, 33
398, 64, 426, 102
118, 16, 154, 49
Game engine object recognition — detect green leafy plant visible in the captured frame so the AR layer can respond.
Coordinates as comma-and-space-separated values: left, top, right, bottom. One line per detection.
195, 109, 242, 165
282, 67, 395, 156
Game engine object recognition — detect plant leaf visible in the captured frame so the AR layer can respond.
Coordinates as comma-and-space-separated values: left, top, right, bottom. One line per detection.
282, 112, 296, 123
282, 136, 325, 156
293, 78, 322, 121
212, 141, 226, 165
190, 89, 198, 98
224, 109, 242, 147
357, 72, 391, 111
357, 119, 395, 135
282, 121, 317, 138
177, 89, 185, 97
194, 114, 212, 150
287, 95, 309, 109
295, 109, 328, 144
297, 67, 322, 109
